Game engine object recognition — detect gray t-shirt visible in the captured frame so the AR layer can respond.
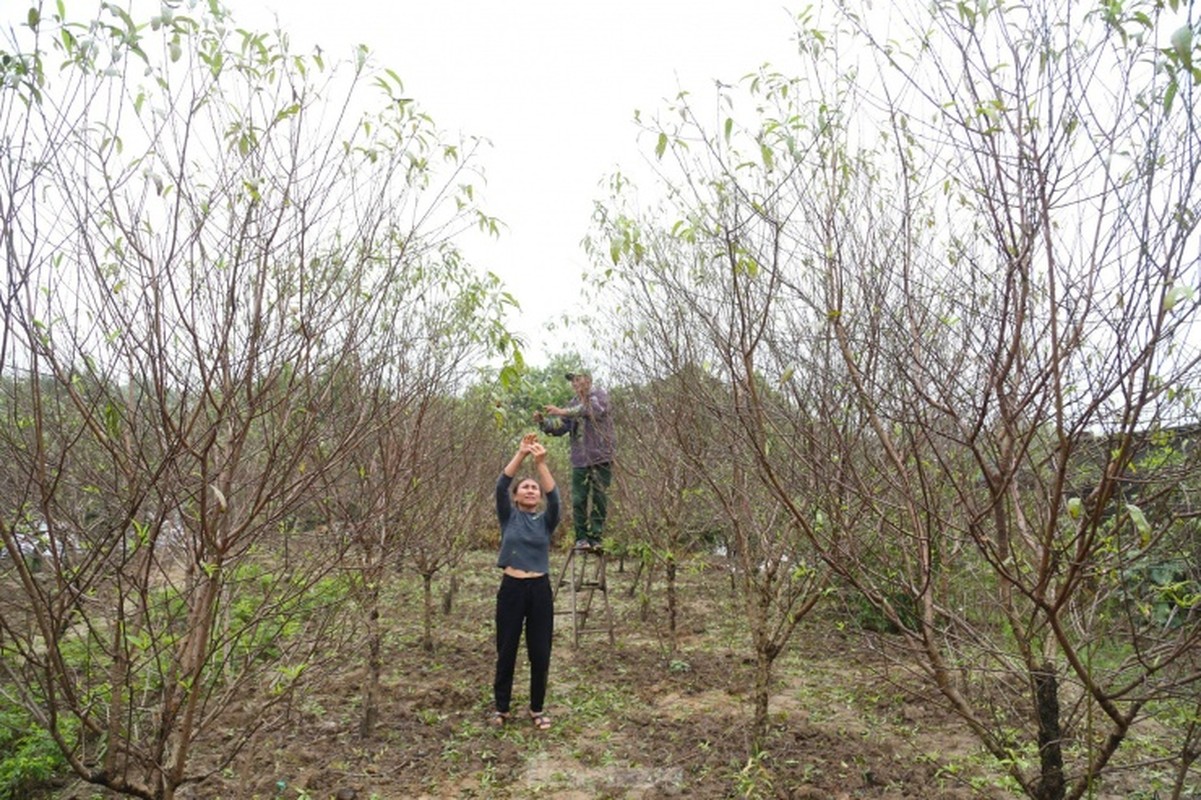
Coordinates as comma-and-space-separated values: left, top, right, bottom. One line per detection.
496, 474, 560, 574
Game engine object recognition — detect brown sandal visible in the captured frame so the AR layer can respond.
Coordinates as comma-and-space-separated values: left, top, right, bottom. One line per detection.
529, 710, 551, 730
489, 710, 509, 728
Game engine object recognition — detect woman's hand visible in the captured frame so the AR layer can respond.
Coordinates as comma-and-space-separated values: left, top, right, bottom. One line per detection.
530, 441, 555, 493
505, 432, 541, 478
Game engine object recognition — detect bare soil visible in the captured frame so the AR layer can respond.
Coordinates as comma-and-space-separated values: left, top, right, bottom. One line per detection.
49, 551, 1182, 800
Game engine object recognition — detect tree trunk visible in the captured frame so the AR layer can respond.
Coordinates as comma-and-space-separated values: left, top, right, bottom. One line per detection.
626, 558, 644, 599
666, 558, 678, 657
751, 645, 772, 751
1169, 714, 1199, 800
441, 573, 458, 615
421, 572, 435, 654
1034, 662, 1065, 800
359, 585, 381, 738
749, 575, 775, 751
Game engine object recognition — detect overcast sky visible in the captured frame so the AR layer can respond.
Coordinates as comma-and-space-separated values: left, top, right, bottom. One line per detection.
226, 0, 804, 365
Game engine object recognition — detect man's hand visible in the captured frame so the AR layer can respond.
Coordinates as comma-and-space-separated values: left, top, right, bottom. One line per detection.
544, 404, 565, 416
532, 410, 544, 423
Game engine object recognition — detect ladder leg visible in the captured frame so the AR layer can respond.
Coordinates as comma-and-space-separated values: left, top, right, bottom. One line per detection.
554, 548, 573, 601
572, 548, 586, 647
598, 554, 614, 645
554, 549, 616, 647
581, 553, 596, 619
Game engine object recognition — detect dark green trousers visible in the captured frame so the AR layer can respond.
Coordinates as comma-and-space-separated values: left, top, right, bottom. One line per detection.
570, 462, 612, 542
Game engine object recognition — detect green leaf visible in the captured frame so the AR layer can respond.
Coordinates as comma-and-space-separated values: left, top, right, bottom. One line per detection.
1164, 79, 1178, 114
104, 402, 120, 439
737, 256, 760, 277
1163, 284, 1195, 312
654, 132, 668, 160
1170, 25, 1193, 66
1126, 503, 1151, 545
27, 6, 39, 28
108, 5, 136, 33
275, 102, 300, 123
131, 518, 151, 547
1066, 497, 1082, 519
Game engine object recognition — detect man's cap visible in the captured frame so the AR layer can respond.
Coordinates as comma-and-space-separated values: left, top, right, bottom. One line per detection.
565, 370, 590, 380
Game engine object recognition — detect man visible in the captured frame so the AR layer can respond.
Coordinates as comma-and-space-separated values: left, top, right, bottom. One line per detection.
534, 371, 616, 551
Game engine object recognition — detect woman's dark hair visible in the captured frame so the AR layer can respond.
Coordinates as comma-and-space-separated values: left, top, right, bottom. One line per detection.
511, 477, 543, 500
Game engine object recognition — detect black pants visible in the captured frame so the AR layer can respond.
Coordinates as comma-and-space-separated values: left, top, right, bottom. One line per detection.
493, 573, 553, 714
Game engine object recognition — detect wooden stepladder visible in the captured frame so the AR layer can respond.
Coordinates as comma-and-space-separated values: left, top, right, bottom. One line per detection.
554, 547, 615, 647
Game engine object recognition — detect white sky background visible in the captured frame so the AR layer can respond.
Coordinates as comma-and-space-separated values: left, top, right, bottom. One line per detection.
224, 0, 805, 366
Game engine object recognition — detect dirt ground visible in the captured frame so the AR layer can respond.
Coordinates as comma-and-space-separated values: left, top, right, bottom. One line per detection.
47, 550, 1188, 800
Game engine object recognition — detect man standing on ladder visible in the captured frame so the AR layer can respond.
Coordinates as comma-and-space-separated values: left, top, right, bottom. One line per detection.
535, 369, 616, 552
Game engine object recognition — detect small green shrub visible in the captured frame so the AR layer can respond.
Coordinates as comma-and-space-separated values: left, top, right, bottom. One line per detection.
1121, 559, 1199, 629
847, 589, 918, 634
0, 703, 69, 800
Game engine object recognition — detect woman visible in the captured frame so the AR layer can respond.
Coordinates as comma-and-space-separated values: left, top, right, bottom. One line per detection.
492, 432, 559, 730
